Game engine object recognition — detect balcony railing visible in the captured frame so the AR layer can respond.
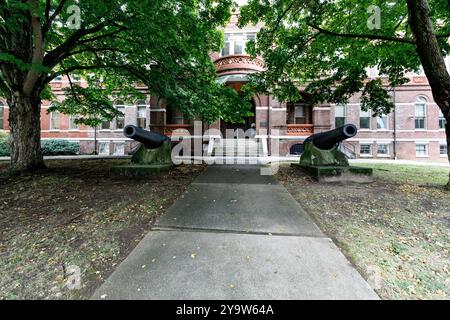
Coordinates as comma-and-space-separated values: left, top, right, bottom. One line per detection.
164, 124, 193, 137
287, 124, 314, 136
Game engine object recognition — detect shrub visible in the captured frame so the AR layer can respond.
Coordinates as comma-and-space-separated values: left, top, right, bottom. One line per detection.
0, 132, 10, 157
41, 140, 80, 156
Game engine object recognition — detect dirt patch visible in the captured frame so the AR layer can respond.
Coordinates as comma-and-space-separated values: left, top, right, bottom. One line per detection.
0, 159, 205, 300
277, 164, 450, 300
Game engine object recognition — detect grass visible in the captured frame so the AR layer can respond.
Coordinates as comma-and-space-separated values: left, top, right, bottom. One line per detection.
0, 159, 204, 300
277, 163, 450, 300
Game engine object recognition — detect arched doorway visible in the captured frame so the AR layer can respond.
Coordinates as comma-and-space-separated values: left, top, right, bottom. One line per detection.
220, 82, 256, 138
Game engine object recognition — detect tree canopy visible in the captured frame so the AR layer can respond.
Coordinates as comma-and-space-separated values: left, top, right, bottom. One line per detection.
0, 0, 251, 126
239, 0, 450, 116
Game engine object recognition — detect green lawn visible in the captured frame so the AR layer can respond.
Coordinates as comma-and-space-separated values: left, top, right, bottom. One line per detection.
278, 163, 450, 300
361, 163, 449, 186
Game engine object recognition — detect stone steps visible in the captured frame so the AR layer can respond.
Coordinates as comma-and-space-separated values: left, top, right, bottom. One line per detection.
212, 139, 264, 157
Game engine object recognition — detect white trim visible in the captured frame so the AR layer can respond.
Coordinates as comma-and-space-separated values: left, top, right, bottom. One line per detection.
312, 107, 331, 111
335, 102, 438, 107
270, 136, 309, 140
256, 107, 287, 111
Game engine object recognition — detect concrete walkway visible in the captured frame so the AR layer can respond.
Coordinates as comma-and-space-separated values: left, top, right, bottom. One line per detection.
92, 165, 378, 300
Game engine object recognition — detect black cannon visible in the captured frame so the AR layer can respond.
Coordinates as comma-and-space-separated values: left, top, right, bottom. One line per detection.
304, 124, 357, 150
122, 125, 172, 166
297, 123, 373, 180
300, 124, 358, 167
124, 125, 170, 150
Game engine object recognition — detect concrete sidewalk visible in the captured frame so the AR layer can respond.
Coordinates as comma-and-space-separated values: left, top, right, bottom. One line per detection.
92, 165, 378, 300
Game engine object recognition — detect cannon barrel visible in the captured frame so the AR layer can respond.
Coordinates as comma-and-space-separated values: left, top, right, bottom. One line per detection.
305, 124, 357, 150
124, 125, 170, 149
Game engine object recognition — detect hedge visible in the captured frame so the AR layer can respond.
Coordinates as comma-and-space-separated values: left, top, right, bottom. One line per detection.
0, 138, 80, 157
41, 140, 80, 156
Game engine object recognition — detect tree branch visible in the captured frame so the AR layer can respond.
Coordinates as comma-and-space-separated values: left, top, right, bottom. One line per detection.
43, 23, 109, 69
307, 24, 416, 44
43, 0, 68, 35
23, 0, 46, 96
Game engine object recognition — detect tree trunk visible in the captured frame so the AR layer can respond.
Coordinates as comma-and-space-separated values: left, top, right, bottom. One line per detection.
7, 92, 45, 173
446, 120, 450, 190
407, 0, 450, 190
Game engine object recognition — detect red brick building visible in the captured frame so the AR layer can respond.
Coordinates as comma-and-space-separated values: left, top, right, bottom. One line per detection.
0, 10, 448, 162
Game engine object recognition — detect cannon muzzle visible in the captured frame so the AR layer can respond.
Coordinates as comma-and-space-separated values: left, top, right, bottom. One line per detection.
124, 125, 170, 149
305, 124, 357, 150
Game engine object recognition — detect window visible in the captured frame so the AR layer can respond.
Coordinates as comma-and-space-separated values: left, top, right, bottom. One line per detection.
335, 105, 346, 128
377, 144, 389, 156
136, 100, 147, 129
101, 119, 111, 130
52, 75, 62, 82
221, 33, 256, 56
360, 108, 371, 129
440, 144, 448, 156
294, 106, 306, 124
415, 97, 427, 129
50, 111, 60, 130
115, 101, 126, 130
376, 115, 388, 130
113, 143, 125, 155
0, 102, 4, 130
439, 110, 446, 129
69, 115, 79, 130
416, 144, 428, 156
98, 142, 110, 155
360, 144, 372, 156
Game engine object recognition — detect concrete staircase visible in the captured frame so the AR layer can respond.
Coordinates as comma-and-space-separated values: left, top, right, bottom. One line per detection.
211, 139, 266, 157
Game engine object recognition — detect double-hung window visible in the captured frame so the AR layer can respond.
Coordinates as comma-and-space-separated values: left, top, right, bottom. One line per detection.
335, 105, 346, 128
415, 97, 427, 129
360, 108, 371, 130
439, 110, 446, 129
221, 33, 256, 56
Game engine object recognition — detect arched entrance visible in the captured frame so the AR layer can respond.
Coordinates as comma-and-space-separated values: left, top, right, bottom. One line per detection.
214, 55, 265, 139
220, 83, 256, 138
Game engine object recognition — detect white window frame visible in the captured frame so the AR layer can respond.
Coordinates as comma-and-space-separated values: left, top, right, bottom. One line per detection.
335, 104, 346, 128
360, 144, 373, 157
114, 101, 126, 131
376, 115, 389, 130
136, 100, 147, 129
438, 110, 446, 130
113, 143, 125, 156
294, 105, 307, 124
414, 97, 427, 130
360, 108, 371, 130
98, 142, 110, 155
376, 143, 390, 157
50, 111, 60, 130
440, 144, 448, 157
415, 143, 429, 157
69, 115, 79, 131
0, 102, 4, 130
221, 33, 256, 57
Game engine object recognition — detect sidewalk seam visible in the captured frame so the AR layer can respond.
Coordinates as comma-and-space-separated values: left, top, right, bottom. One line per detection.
152, 225, 328, 239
